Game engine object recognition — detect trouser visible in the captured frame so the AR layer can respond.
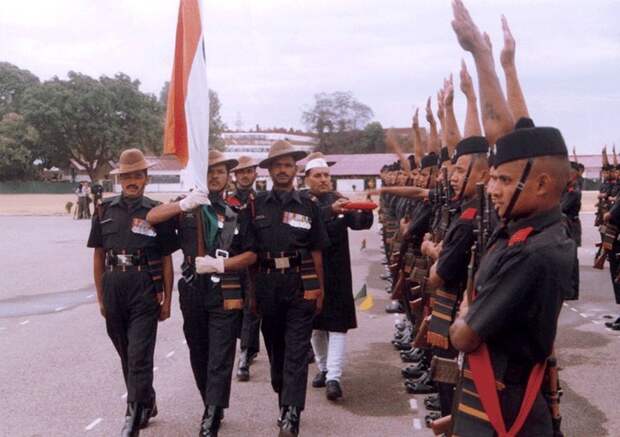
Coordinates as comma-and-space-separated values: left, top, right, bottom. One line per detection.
240, 301, 261, 355
103, 270, 158, 405
432, 347, 455, 417
566, 242, 580, 300
609, 251, 620, 304
311, 330, 346, 382
179, 279, 241, 408
256, 271, 316, 410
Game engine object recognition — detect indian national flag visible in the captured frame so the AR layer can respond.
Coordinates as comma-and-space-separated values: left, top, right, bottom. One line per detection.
164, 0, 209, 192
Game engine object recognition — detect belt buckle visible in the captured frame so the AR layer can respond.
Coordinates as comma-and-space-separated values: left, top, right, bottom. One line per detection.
274, 257, 290, 269
117, 254, 133, 266
215, 249, 229, 259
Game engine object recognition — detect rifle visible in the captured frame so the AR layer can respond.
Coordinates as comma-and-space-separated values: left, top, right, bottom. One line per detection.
431, 415, 452, 436
543, 356, 564, 437
593, 223, 618, 269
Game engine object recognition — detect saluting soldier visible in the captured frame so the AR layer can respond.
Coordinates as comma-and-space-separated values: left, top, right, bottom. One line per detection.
250, 140, 328, 437
450, 120, 574, 436
227, 155, 262, 382
303, 152, 374, 401
146, 151, 257, 437
87, 149, 177, 437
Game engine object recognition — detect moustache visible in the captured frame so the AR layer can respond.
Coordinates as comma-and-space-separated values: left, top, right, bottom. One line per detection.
276, 173, 288, 178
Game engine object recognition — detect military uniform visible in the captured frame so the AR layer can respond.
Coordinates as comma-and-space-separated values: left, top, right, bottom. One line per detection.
175, 192, 254, 408
561, 174, 582, 301
251, 189, 328, 410
87, 194, 177, 420
228, 188, 262, 365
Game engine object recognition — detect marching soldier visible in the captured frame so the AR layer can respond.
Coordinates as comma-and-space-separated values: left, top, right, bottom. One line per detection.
227, 155, 262, 382
304, 152, 374, 401
87, 148, 177, 437
250, 140, 328, 437
146, 151, 257, 437
450, 119, 574, 436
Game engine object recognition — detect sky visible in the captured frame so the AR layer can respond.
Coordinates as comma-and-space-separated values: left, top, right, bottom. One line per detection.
1, 0, 619, 153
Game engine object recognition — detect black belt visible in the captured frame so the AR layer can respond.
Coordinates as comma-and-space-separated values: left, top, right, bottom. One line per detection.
105, 249, 148, 271
258, 250, 307, 272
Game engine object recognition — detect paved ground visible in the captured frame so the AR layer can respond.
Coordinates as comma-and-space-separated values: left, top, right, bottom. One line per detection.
0, 209, 619, 436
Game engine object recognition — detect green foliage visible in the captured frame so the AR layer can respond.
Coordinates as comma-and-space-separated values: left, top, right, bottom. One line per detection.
0, 113, 39, 180
21, 72, 163, 180
0, 62, 40, 118
301, 91, 374, 153
208, 89, 227, 150
359, 121, 386, 153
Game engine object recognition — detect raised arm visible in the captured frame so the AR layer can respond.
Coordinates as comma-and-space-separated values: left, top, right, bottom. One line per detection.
146, 191, 210, 225
437, 89, 448, 150
426, 97, 441, 154
444, 74, 462, 149
451, 0, 514, 144
460, 59, 483, 137
386, 129, 411, 173
500, 15, 529, 120
412, 109, 425, 163
369, 185, 430, 200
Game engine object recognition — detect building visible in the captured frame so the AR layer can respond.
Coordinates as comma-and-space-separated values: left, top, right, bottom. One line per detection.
222, 130, 318, 162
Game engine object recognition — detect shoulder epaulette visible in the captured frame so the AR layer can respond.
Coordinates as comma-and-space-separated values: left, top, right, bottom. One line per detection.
460, 207, 477, 220
508, 226, 534, 246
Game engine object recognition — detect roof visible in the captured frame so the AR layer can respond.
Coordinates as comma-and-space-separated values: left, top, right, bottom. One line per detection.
149, 154, 184, 171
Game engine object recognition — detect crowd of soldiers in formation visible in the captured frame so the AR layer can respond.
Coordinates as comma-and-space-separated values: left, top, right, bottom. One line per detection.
85, 1, 620, 436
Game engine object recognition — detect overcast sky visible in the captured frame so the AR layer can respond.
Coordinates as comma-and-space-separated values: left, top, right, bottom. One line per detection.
2, 0, 619, 153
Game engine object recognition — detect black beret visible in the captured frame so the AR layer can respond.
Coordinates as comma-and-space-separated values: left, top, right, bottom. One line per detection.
453, 136, 490, 163
615, 164, 620, 170
439, 147, 450, 164
603, 164, 613, 171
421, 153, 438, 170
570, 161, 580, 171
494, 118, 567, 167
408, 154, 417, 170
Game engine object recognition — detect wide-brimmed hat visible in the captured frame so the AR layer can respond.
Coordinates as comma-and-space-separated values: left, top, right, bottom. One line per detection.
110, 148, 154, 175
232, 155, 258, 172
208, 150, 238, 171
259, 140, 308, 169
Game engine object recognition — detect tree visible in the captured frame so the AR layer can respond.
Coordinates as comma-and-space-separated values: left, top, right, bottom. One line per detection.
359, 122, 386, 153
301, 91, 374, 152
0, 62, 40, 118
22, 72, 163, 181
159, 82, 227, 150
0, 113, 39, 180
209, 89, 227, 150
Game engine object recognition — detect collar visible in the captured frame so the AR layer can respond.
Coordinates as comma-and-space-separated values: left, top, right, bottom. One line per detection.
266, 189, 302, 205
506, 206, 562, 236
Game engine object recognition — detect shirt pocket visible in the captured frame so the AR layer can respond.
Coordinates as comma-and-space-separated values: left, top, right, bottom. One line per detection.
101, 219, 118, 236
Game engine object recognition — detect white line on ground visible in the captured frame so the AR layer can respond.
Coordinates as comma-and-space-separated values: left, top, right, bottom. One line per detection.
593, 321, 603, 325
563, 302, 568, 307
121, 392, 127, 399
409, 398, 418, 413
55, 306, 65, 312
87, 294, 94, 298
153, 366, 159, 372
182, 340, 187, 345
570, 307, 578, 312
413, 418, 422, 430
19, 320, 29, 325
0, 327, 6, 331
166, 351, 175, 358
85, 418, 102, 431
579, 313, 589, 318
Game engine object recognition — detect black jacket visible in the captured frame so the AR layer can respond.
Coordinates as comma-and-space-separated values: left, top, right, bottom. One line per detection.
312, 192, 373, 332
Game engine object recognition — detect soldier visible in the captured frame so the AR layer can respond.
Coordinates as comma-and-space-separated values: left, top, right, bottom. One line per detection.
250, 140, 328, 437
450, 119, 574, 436
146, 151, 257, 437
562, 161, 582, 300
227, 155, 262, 382
87, 148, 177, 437
304, 152, 374, 401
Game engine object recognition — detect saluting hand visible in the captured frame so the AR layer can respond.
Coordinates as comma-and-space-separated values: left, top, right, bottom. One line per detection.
180, 191, 211, 212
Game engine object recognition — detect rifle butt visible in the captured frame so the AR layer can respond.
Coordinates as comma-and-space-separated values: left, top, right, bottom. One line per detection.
430, 415, 452, 435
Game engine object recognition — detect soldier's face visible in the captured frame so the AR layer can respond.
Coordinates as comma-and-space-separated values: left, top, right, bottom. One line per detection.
305, 167, 331, 194
451, 155, 473, 198
488, 159, 537, 218
269, 156, 296, 188
119, 170, 147, 198
208, 164, 229, 193
234, 167, 257, 190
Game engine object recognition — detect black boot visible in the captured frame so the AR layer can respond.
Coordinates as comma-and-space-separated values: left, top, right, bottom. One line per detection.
139, 400, 157, 429
278, 406, 300, 437
311, 370, 327, 388
325, 380, 343, 401
121, 402, 142, 437
199, 405, 223, 437
237, 350, 250, 382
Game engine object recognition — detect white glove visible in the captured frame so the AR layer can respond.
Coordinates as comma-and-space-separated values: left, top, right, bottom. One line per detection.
180, 191, 211, 212
195, 255, 225, 274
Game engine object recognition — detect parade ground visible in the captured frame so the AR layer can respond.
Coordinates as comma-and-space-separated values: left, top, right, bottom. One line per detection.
1, 199, 619, 436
